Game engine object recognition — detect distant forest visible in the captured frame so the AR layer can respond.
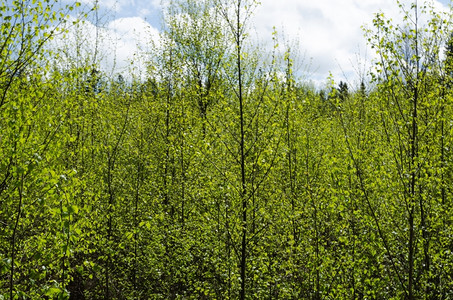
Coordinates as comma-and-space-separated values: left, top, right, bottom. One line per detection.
1, 0, 453, 299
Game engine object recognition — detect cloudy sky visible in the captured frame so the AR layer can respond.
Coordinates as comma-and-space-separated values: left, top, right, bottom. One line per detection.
64, 0, 452, 86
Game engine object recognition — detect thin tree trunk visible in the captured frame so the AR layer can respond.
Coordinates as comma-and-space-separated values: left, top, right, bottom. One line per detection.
408, 4, 419, 298
237, 1, 247, 297
10, 175, 23, 299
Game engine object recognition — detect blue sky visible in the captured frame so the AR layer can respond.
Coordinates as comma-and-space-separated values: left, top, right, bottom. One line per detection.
63, 0, 452, 86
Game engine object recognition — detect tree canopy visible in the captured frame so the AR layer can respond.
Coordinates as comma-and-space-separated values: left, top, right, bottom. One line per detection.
1, 0, 453, 299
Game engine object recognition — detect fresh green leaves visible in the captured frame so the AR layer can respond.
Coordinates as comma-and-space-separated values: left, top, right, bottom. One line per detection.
1, 0, 453, 298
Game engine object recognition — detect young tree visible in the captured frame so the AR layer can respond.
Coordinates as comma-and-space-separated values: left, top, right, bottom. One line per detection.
358, 1, 453, 297
0, 1, 86, 298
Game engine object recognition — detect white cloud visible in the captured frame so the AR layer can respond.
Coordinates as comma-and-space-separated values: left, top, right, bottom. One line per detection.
57, 0, 450, 86
51, 15, 159, 78
253, 0, 450, 87
106, 17, 160, 74
139, 8, 152, 18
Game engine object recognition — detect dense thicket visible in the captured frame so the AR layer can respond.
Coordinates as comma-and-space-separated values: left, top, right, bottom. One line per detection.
1, 0, 453, 299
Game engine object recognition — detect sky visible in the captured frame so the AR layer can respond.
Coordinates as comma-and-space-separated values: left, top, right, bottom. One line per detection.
62, 0, 452, 87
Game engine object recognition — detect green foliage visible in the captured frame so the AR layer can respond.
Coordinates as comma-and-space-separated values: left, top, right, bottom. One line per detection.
1, 0, 453, 299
